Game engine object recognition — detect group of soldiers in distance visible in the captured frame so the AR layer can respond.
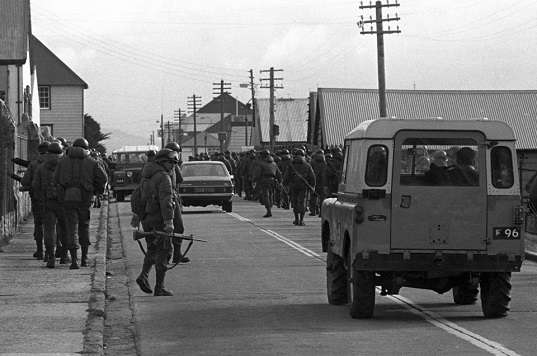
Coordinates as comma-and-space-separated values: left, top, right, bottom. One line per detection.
20, 137, 108, 270
187, 146, 344, 225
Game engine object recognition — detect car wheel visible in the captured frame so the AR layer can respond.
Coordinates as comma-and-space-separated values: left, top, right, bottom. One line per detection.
326, 250, 347, 305
348, 253, 375, 319
223, 200, 232, 212
480, 272, 511, 318
453, 278, 479, 305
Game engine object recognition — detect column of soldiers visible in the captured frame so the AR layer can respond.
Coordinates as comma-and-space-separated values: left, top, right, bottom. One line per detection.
21, 137, 108, 269
229, 146, 344, 224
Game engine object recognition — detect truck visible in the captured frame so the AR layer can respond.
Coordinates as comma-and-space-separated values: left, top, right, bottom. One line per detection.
321, 118, 524, 319
110, 145, 159, 201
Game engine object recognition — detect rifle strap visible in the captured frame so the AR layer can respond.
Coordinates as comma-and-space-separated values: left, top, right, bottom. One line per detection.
166, 239, 193, 271
135, 226, 147, 256
290, 163, 317, 196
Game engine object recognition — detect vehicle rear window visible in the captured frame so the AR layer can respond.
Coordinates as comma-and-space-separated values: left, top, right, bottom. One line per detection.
112, 152, 148, 164
491, 146, 514, 188
399, 138, 479, 186
182, 164, 227, 177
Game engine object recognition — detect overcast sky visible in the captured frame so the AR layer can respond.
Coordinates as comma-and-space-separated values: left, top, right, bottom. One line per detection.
31, 0, 537, 141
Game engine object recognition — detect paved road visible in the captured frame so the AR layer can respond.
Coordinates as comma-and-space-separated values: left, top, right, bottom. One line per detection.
110, 199, 537, 356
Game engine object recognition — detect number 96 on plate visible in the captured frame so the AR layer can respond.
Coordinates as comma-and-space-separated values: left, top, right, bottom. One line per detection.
493, 227, 521, 240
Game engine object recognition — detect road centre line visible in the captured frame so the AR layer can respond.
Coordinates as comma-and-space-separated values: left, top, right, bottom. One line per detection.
228, 211, 520, 356
387, 293, 521, 356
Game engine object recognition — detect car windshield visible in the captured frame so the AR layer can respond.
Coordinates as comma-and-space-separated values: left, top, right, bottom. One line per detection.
182, 163, 228, 177
113, 152, 148, 164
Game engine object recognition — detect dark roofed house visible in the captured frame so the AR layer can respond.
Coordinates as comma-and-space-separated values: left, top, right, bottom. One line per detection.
30, 34, 88, 141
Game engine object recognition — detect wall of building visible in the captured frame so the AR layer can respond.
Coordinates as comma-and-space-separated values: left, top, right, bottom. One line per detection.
40, 85, 84, 141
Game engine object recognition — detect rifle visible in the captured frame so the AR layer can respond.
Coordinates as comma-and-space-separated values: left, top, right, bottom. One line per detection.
9, 173, 22, 182
132, 230, 206, 270
132, 230, 207, 243
12, 157, 30, 168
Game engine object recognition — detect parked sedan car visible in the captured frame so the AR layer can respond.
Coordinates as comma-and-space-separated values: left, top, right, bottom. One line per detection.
179, 161, 234, 212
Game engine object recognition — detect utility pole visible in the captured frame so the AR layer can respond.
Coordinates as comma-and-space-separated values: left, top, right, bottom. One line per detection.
358, 0, 401, 118
166, 121, 171, 144
187, 94, 202, 157
260, 67, 283, 152
249, 69, 256, 146
160, 113, 164, 148
212, 80, 232, 153
173, 108, 183, 145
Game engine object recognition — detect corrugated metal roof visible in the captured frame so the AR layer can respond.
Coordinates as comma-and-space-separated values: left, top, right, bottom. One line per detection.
317, 88, 537, 149
0, 0, 29, 64
256, 98, 308, 143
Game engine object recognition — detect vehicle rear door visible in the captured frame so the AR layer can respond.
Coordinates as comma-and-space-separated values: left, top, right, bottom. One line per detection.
390, 130, 487, 251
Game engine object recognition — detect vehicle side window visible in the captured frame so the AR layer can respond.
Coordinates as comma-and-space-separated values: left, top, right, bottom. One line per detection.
491, 146, 514, 188
365, 145, 388, 187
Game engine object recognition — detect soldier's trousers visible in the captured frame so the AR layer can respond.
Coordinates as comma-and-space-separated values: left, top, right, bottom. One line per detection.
260, 183, 274, 209
43, 200, 66, 252
172, 202, 185, 257
290, 188, 307, 214
63, 204, 91, 250
309, 190, 324, 215
31, 199, 44, 247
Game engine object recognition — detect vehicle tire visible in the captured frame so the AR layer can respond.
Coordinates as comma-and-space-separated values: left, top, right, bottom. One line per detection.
480, 272, 511, 318
326, 250, 347, 305
116, 191, 124, 202
348, 254, 375, 319
452, 279, 479, 305
222, 200, 232, 213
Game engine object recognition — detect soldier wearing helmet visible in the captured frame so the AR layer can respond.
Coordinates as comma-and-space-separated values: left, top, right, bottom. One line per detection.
20, 141, 50, 260
54, 137, 107, 269
253, 149, 281, 217
309, 149, 327, 216
31, 142, 66, 268
135, 148, 183, 296
283, 148, 316, 225
163, 142, 189, 264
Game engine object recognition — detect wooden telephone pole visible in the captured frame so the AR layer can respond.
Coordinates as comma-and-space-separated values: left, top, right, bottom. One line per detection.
212, 80, 231, 153
187, 95, 202, 156
260, 67, 283, 152
358, 0, 401, 118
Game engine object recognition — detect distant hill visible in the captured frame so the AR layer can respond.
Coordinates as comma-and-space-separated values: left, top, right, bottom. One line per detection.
102, 128, 150, 153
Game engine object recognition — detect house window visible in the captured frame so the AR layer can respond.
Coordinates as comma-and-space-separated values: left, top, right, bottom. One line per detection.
38, 86, 50, 109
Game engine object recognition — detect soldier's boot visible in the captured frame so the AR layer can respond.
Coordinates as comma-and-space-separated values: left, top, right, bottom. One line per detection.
136, 259, 153, 294
59, 247, 70, 264
69, 249, 79, 270
299, 213, 305, 226
80, 245, 88, 267
33, 238, 43, 260
293, 212, 299, 225
263, 207, 272, 218
154, 269, 173, 296
46, 247, 55, 268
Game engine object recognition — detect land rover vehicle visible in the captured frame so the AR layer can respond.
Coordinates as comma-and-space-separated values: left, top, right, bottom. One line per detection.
179, 161, 234, 212
110, 145, 158, 201
321, 118, 524, 319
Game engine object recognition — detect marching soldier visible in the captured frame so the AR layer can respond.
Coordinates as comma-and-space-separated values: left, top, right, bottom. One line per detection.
21, 141, 50, 260
54, 138, 107, 269
32, 142, 65, 268
253, 150, 281, 217
309, 149, 327, 216
164, 142, 189, 264
283, 149, 315, 226
135, 148, 183, 296
277, 149, 292, 209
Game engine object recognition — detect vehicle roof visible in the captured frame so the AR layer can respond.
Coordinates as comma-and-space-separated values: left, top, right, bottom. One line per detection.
182, 160, 226, 166
345, 118, 516, 141
112, 145, 159, 154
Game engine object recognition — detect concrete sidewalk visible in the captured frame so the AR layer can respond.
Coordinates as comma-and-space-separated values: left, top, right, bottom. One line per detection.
0, 202, 108, 355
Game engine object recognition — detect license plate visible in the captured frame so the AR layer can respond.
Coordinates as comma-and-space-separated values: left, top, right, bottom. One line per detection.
194, 187, 215, 193
493, 227, 521, 240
